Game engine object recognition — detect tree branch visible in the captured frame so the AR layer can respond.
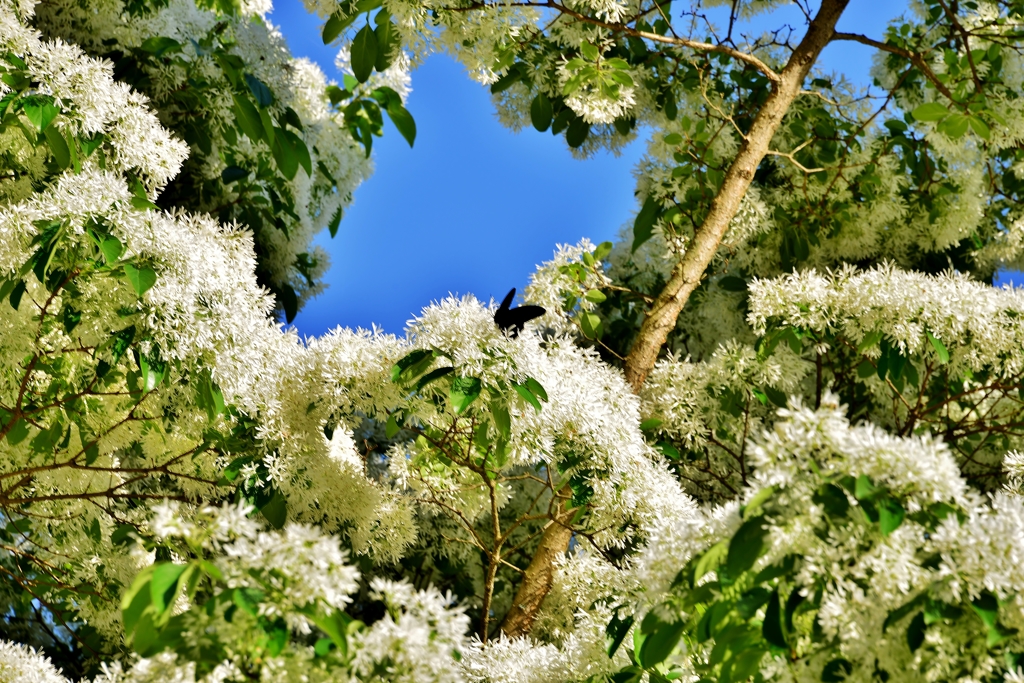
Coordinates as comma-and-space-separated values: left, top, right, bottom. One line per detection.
622, 0, 851, 391
832, 32, 960, 104
498, 484, 575, 638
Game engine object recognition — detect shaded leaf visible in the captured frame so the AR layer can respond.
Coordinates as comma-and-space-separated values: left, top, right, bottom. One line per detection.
530, 93, 553, 132
150, 562, 187, 614
911, 102, 949, 122
450, 376, 482, 414
351, 24, 378, 83
123, 263, 157, 297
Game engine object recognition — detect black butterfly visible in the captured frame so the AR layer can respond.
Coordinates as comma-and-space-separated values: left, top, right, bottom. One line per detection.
493, 288, 545, 338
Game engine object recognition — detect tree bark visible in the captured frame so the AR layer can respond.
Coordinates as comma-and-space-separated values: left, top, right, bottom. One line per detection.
499, 0, 850, 639
498, 486, 574, 638
622, 0, 850, 392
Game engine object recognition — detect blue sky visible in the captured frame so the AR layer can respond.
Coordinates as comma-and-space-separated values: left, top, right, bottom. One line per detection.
274, 1, 911, 336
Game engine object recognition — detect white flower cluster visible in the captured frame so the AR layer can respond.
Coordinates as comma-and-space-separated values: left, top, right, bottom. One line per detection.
523, 239, 612, 336
36, 0, 374, 308
350, 579, 471, 682
748, 263, 1024, 379
0, 641, 69, 683
634, 397, 1024, 681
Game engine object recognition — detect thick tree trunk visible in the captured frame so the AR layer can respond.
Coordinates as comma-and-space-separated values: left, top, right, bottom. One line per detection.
622, 0, 850, 392
500, 0, 850, 638
498, 487, 574, 638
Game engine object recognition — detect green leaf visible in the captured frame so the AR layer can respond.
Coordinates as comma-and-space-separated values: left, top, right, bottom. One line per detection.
579, 41, 599, 61
315, 638, 333, 657
351, 24, 378, 84
763, 385, 787, 408
22, 96, 58, 132
271, 128, 299, 180
374, 20, 398, 72
62, 305, 81, 334
938, 113, 970, 138
100, 236, 123, 263
857, 329, 883, 353
972, 592, 999, 629
4, 418, 27, 445
8, 280, 25, 310
259, 104, 275, 145
584, 289, 607, 303
322, 11, 355, 44
326, 85, 349, 105
530, 93, 553, 132
139, 354, 167, 392
280, 283, 298, 323
580, 312, 603, 339
123, 263, 157, 297
606, 612, 634, 658
287, 130, 313, 177
812, 483, 849, 517
636, 613, 684, 668
694, 539, 728, 582
260, 489, 288, 529
385, 412, 401, 439
879, 497, 906, 536
43, 126, 70, 169
221, 165, 248, 183
566, 117, 590, 148
639, 417, 662, 433
391, 349, 433, 382
514, 383, 542, 412
743, 485, 774, 519
726, 518, 767, 580
911, 102, 949, 122
150, 562, 187, 614
926, 331, 949, 364
633, 195, 659, 252
450, 376, 482, 414
121, 569, 154, 635
968, 115, 991, 140
233, 586, 263, 617
233, 94, 265, 143
304, 607, 352, 660
525, 377, 548, 402
854, 474, 879, 501
245, 74, 274, 107
384, 101, 416, 147
490, 402, 511, 439
110, 325, 136, 365
413, 366, 454, 391
140, 37, 182, 57
593, 241, 613, 261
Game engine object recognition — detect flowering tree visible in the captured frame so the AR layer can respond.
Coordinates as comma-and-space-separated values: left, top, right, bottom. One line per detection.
6, 0, 1024, 681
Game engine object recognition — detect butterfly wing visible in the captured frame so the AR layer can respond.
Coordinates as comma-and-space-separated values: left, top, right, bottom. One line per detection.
508, 305, 545, 325
493, 290, 544, 338
499, 288, 516, 311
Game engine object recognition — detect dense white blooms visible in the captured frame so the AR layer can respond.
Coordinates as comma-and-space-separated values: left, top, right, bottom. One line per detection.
748, 263, 1024, 378
350, 579, 471, 682
0, 641, 70, 683
10, 0, 1024, 679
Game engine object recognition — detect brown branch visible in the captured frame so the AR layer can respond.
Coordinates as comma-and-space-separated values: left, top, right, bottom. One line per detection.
934, 0, 984, 91
449, 0, 782, 82
623, 0, 851, 391
832, 32, 960, 104
498, 484, 575, 638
